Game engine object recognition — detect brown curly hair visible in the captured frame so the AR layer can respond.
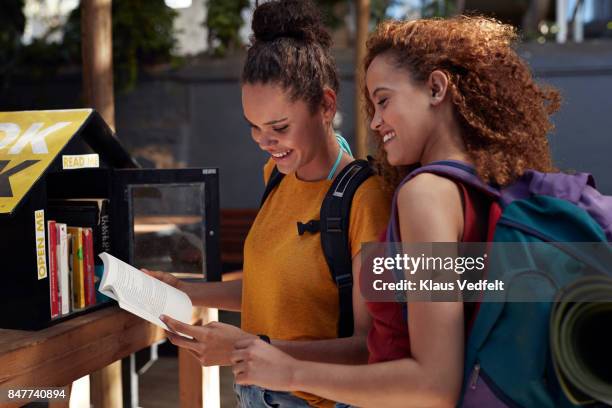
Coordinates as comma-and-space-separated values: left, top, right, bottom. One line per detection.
363, 16, 561, 189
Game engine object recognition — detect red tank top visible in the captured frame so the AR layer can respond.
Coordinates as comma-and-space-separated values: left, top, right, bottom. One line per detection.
366, 183, 489, 364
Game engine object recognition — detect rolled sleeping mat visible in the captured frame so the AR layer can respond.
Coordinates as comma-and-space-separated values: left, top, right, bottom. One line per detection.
550, 276, 612, 405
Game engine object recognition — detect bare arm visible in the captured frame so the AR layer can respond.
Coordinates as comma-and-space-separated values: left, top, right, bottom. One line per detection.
158, 255, 370, 367
183, 278, 243, 312
271, 253, 371, 364
143, 269, 243, 312
234, 298, 463, 407
285, 299, 463, 408
233, 174, 465, 407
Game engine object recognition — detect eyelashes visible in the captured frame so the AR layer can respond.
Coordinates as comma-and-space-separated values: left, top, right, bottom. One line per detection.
377, 97, 388, 107
248, 124, 289, 134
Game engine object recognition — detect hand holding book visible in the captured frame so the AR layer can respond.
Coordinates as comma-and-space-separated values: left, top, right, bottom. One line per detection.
98, 252, 193, 337
160, 315, 257, 367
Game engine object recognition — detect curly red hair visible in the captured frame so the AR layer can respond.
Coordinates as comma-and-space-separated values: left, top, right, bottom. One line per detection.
364, 16, 561, 188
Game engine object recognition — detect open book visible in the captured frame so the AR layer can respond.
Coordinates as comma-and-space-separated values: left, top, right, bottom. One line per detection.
98, 252, 193, 335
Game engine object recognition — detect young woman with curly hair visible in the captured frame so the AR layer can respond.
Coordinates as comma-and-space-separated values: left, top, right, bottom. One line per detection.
230, 16, 560, 407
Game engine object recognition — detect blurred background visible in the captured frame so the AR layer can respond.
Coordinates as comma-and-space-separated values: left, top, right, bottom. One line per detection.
1, 0, 611, 208
2, 1, 611, 407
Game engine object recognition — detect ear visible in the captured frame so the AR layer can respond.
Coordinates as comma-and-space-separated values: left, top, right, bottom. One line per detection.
427, 70, 449, 107
321, 87, 337, 125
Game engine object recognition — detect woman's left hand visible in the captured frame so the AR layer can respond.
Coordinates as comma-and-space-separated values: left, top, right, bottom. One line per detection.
231, 338, 298, 392
160, 315, 256, 366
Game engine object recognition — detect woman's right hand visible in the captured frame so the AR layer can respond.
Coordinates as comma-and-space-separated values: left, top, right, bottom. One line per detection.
231, 338, 298, 391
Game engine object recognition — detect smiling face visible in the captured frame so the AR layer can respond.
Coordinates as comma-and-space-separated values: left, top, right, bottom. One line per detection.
242, 83, 330, 176
366, 53, 436, 166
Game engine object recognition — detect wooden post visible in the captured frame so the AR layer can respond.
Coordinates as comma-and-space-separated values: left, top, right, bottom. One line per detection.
179, 308, 220, 408
90, 362, 123, 408
81, 0, 115, 130
355, 0, 370, 159
81, 1, 119, 406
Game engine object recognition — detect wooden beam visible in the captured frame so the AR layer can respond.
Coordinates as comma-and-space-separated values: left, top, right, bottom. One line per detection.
81, 0, 115, 130
178, 308, 220, 408
81, 2, 117, 403
178, 346, 203, 407
90, 361, 122, 408
355, 0, 371, 159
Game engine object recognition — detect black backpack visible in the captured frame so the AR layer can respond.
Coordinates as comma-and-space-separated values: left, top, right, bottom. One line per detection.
260, 159, 374, 338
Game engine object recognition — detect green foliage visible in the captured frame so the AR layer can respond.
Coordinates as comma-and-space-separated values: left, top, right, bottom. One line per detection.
0, 0, 25, 52
370, 0, 390, 24
420, 0, 454, 18
0, 0, 26, 86
205, 0, 250, 57
315, 0, 396, 30
315, 0, 346, 29
203, 0, 399, 57
63, 0, 178, 91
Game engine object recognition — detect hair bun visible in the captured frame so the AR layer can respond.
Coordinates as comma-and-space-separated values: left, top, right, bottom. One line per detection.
252, 0, 331, 48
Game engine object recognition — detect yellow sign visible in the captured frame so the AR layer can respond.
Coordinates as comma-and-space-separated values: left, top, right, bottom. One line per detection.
34, 209, 47, 280
62, 154, 100, 170
0, 109, 92, 214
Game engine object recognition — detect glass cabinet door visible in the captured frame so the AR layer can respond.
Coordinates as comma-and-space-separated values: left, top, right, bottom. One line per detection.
113, 168, 220, 282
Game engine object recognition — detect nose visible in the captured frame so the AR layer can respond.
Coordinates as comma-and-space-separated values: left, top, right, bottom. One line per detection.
370, 111, 383, 131
258, 133, 277, 148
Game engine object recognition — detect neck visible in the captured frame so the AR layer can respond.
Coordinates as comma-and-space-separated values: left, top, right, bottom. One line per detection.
420, 115, 470, 166
296, 127, 345, 181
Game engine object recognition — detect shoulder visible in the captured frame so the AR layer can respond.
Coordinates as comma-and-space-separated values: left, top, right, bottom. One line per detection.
396, 173, 463, 241
352, 175, 392, 210
397, 172, 461, 204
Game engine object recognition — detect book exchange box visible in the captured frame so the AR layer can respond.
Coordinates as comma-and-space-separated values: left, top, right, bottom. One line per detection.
0, 109, 221, 330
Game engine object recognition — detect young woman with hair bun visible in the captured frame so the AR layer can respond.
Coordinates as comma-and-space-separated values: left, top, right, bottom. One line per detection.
145, 0, 391, 407
229, 16, 561, 408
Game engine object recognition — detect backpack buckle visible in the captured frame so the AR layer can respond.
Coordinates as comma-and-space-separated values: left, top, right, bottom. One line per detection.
335, 273, 353, 288
297, 220, 320, 235
326, 217, 342, 233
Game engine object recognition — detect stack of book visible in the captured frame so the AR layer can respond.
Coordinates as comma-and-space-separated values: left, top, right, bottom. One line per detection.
46, 199, 112, 318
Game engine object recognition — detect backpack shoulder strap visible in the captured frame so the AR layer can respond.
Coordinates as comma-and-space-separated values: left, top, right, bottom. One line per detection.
260, 166, 285, 207
406, 160, 500, 199
320, 159, 374, 337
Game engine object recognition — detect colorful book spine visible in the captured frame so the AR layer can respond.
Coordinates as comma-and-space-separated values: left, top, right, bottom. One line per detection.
83, 228, 96, 306
54, 223, 62, 314
47, 220, 59, 318
57, 223, 71, 315
68, 226, 85, 309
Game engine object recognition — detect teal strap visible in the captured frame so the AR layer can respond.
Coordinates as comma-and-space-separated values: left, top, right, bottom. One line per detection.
336, 133, 353, 156
327, 133, 353, 180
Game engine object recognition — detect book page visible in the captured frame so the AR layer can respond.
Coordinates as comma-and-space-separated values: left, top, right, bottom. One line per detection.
98, 252, 193, 334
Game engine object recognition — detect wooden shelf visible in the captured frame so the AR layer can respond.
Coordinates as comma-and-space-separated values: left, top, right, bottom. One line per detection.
0, 305, 218, 407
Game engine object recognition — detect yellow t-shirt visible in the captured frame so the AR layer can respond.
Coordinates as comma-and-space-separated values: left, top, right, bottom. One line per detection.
242, 159, 391, 407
